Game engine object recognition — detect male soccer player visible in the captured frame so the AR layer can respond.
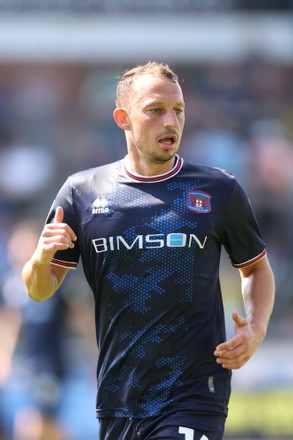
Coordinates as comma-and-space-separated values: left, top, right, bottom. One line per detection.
22, 62, 275, 440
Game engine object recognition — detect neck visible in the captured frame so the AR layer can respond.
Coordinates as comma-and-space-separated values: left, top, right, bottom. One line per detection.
124, 154, 177, 177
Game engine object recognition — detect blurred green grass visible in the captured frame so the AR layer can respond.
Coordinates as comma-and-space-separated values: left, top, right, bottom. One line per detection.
225, 390, 293, 437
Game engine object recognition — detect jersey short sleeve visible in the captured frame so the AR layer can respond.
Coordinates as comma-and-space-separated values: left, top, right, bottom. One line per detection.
46, 178, 80, 269
219, 178, 266, 268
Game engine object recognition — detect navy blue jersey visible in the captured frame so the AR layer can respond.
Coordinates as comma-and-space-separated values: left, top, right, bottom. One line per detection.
47, 156, 266, 419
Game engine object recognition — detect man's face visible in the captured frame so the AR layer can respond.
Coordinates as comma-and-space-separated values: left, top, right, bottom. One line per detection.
124, 74, 185, 165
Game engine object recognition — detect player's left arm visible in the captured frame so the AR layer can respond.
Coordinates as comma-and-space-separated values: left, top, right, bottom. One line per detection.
214, 254, 275, 370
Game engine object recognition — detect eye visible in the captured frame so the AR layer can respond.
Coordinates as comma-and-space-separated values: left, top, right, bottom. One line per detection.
175, 108, 184, 115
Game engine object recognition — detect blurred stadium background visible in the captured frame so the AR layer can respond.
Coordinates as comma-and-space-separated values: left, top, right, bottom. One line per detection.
0, 1, 293, 439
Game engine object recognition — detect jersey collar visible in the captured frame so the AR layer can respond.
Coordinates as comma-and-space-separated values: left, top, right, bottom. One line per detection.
122, 155, 183, 183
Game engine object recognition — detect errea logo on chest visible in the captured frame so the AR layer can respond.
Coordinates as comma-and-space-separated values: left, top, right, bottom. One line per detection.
92, 197, 110, 214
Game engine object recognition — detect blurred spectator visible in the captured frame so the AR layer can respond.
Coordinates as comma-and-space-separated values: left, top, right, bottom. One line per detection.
0, 143, 56, 205
0, 118, 57, 219
0, 292, 21, 440
0, 219, 67, 439
246, 119, 293, 335
183, 127, 247, 186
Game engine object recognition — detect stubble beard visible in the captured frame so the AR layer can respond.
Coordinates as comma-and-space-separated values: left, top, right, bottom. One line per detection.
147, 148, 178, 165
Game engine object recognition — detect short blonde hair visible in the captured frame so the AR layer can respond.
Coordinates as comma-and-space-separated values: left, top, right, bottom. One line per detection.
115, 61, 179, 108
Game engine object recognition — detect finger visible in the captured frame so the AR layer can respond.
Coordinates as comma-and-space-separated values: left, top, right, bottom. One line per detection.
214, 334, 243, 353
216, 354, 248, 370
54, 206, 64, 224
44, 234, 75, 249
46, 220, 77, 245
215, 341, 246, 364
232, 311, 248, 327
215, 341, 242, 356
46, 206, 76, 245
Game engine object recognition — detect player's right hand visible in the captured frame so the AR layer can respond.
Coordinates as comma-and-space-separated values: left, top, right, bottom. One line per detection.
33, 206, 77, 266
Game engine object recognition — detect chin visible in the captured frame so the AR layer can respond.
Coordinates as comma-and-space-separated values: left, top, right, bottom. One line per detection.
152, 152, 175, 163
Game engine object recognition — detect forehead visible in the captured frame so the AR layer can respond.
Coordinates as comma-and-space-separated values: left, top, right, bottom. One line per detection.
129, 74, 184, 107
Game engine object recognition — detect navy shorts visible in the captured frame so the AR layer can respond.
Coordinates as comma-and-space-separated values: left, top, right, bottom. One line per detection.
98, 411, 226, 440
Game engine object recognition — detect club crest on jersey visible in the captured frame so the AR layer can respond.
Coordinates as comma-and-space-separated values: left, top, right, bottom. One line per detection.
186, 190, 212, 214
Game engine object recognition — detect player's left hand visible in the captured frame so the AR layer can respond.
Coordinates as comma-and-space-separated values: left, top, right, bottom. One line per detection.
214, 311, 262, 370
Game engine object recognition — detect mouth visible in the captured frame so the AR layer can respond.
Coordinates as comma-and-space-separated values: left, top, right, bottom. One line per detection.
158, 134, 177, 147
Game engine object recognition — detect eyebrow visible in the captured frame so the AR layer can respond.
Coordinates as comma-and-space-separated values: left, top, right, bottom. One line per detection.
144, 100, 185, 108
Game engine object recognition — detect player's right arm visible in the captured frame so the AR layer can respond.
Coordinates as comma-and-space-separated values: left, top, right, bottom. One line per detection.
22, 206, 77, 302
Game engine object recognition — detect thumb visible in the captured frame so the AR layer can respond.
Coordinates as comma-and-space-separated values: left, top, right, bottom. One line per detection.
54, 206, 64, 223
232, 310, 248, 328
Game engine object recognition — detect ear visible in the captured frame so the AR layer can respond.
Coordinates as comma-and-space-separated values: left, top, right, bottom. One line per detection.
113, 108, 130, 130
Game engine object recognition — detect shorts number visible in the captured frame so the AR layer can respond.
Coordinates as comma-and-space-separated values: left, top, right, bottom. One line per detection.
179, 426, 209, 440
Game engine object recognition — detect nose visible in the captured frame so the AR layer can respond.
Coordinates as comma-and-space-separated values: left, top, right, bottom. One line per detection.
163, 109, 178, 128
